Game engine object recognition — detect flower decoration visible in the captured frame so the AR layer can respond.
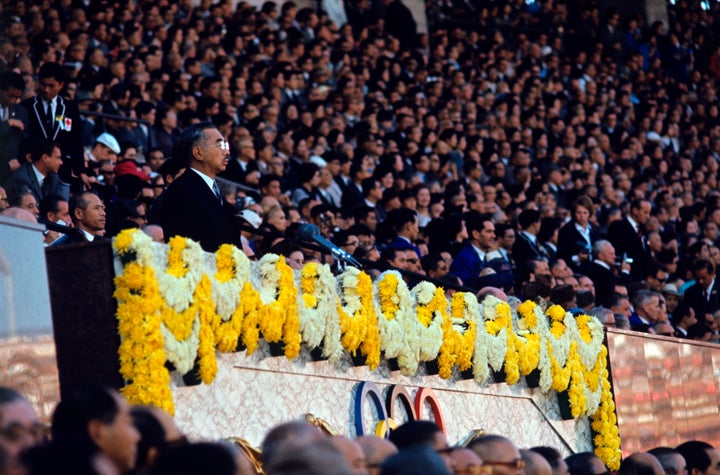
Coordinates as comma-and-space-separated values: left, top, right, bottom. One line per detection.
111, 229, 621, 466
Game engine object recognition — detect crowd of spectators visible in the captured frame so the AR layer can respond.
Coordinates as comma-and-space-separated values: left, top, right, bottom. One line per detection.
1, 0, 720, 341
2, 384, 720, 475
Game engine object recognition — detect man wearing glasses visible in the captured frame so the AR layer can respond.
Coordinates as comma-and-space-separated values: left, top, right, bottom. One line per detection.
467, 434, 525, 475
160, 122, 240, 253
0, 387, 44, 474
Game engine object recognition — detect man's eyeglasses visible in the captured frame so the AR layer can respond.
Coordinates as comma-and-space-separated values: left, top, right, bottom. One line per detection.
0, 423, 48, 443
483, 460, 525, 470
455, 465, 493, 475
204, 140, 230, 151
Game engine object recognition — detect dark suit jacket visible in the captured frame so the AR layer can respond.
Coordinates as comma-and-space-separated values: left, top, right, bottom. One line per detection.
4, 162, 70, 203
684, 280, 720, 320
512, 232, 546, 265
21, 95, 83, 183
386, 236, 421, 258
557, 221, 597, 268
586, 261, 618, 308
0, 104, 28, 186
607, 218, 650, 278
341, 182, 364, 211
160, 168, 241, 252
449, 243, 486, 289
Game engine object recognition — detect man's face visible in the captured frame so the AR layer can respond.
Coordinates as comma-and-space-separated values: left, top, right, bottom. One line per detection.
404, 250, 420, 272
499, 229, 515, 250
43, 146, 63, 174
38, 77, 63, 101
481, 441, 524, 475
77, 193, 106, 233
263, 180, 282, 198
642, 296, 662, 322
476, 221, 496, 250
388, 251, 407, 270
696, 269, 714, 289
195, 128, 230, 177
579, 276, 595, 294
0, 86, 22, 108
93, 394, 140, 473
0, 399, 41, 458
632, 201, 651, 225
701, 448, 720, 475
49, 200, 70, 225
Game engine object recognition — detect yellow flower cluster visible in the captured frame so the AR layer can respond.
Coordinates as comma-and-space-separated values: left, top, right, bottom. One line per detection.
111, 230, 621, 467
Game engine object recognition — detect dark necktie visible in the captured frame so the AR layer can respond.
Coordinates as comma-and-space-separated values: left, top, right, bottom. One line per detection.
212, 181, 222, 203
45, 101, 53, 129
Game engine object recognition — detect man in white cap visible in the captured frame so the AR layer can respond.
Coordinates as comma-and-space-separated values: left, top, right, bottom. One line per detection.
88, 132, 120, 164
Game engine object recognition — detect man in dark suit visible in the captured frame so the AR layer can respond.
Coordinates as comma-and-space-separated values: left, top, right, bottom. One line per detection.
21, 62, 83, 190
4, 140, 69, 204
587, 240, 629, 308
160, 122, 240, 253
385, 207, 421, 258
0, 71, 28, 186
512, 209, 546, 266
684, 258, 720, 323
449, 211, 495, 289
51, 191, 107, 245
607, 198, 652, 279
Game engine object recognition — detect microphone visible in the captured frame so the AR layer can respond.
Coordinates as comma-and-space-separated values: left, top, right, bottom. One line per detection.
297, 223, 363, 269
38, 218, 76, 235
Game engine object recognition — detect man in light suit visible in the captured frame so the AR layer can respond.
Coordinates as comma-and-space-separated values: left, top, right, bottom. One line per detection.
449, 210, 496, 289
0, 72, 27, 187
160, 122, 240, 252
4, 140, 69, 204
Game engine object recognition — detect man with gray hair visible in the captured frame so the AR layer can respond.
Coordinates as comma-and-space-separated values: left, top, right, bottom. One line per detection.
630, 290, 663, 333
587, 240, 628, 307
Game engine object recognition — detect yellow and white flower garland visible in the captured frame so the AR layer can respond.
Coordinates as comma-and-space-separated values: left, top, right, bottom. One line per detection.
111, 230, 621, 469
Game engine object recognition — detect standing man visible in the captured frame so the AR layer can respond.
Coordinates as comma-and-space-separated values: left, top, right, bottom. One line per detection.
0, 72, 28, 186
160, 122, 240, 252
608, 198, 652, 278
21, 62, 83, 190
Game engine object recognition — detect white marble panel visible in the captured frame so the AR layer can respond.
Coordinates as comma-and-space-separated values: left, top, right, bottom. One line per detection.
173, 345, 591, 454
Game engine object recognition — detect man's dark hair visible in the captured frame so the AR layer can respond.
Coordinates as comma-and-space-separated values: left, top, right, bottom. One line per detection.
152, 442, 237, 475
0, 71, 24, 91
175, 121, 217, 166
30, 140, 59, 163
565, 452, 606, 475
530, 446, 563, 470
671, 300, 694, 326
38, 62, 66, 83
0, 386, 26, 406
157, 158, 185, 182
386, 208, 416, 234
421, 253, 444, 274
130, 407, 166, 470
388, 420, 441, 450
691, 258, 715, 276
618, 454, 662, 475
259, 174, 282, 191
676, 442, 716, 474
380, 445, 449, 475
39, 194, 68, 219
518, 209, 541, 230
68, 192, 98, 224
648, 447, 685, 475
380, 247, 403, 265
465, 210, 492, 235
51, 386, 120, 447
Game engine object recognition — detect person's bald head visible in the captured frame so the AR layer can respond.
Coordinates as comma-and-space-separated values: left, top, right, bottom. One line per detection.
449, 448, 485, 475
647, 448, 687, 475
261, 420, 326, 469
0, 207, 37, 223
330, 436, 368, 475
522, 449, 553, 475
356, 436, 397, 475
468, 435, 522, 475
618, 453, 665, 475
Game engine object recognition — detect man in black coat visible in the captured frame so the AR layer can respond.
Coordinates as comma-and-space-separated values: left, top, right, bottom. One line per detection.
21, 62, 83, 190
684, 258, 720, 323
587, 240, 629, 308
0, 71, 28, 186
607, 198, 652, 279
160, 122, 240, 253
